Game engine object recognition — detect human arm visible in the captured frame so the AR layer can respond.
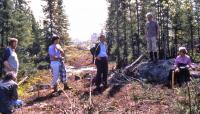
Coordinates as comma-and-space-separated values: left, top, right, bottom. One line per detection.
3, 61, 14, 72
48, 44, 64, 60
95, 43, 101, 60
174, 57, 180, 72
55, 44, 64, 57
11, 84, 18, 100
3, 48, 14, 72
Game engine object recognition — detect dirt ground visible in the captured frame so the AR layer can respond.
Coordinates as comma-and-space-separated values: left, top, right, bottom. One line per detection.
13, 46, 198, 114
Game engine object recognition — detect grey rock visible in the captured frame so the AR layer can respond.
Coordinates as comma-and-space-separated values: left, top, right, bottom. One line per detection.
134, 59, 175, 83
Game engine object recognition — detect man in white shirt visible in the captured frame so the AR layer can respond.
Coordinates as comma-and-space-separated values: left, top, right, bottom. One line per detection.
3, 38, 19, 77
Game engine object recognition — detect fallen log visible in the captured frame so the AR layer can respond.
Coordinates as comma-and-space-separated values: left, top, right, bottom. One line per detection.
123, 54, 145, 75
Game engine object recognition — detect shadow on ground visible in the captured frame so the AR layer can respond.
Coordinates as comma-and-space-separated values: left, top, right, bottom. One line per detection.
25, 90, 62, 106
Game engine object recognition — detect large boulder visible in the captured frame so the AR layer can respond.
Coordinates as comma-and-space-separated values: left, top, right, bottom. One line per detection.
133, 59, 175, 83
109, 59, 200, 85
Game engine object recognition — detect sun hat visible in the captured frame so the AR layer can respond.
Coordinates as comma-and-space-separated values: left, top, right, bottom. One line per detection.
178, 46, 187, 53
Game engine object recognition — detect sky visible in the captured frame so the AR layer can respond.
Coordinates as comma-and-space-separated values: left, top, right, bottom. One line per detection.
28, 0, 108, 41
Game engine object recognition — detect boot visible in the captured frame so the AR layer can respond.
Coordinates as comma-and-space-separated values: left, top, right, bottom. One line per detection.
102, 81, 108, 89
64, 83, 72, 90
149, 52, 153, 62
154, 52, 158, 63
94, 86, 101, 92
53, 84, 58, 92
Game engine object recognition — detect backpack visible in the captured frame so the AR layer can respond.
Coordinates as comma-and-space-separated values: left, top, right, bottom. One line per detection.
90, 46, 96, 56
90, 43, 100, 63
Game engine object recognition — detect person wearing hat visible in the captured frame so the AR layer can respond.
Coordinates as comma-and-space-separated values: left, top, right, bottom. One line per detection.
48, 35, 70, 92
174, 47, 192, 70
3, 38, 19, 77
169, 47, 193, 87
145, 12, 159, 62
0, 71, 23, 114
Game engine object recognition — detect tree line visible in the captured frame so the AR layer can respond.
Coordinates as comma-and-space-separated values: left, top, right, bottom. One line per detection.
0, 0, 70, 77
106, 0, 200, 68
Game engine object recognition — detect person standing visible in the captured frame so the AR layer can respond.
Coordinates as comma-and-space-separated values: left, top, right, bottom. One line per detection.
94, 34, 108, 92
3, 38, 19, 77
145, 12, 160, 62
0, 72, 23, 114
48, 35, 70, 92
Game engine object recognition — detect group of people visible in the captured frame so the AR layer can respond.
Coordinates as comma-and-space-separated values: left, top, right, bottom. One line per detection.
145, 12, 193, 86
0, 12, 193, 113
49, 34, 109, 93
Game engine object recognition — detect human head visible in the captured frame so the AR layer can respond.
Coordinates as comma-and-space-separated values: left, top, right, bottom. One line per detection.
52, 35, 60, 44
146, 12, 153, 21
8, 38, 18, 49
99, 34, 106, 42
178, 47, 187, 55
4, 71, 17, 81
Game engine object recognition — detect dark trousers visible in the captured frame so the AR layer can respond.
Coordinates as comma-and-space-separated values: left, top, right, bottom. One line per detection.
168, 68, 190, 86
95, 57, 108, 87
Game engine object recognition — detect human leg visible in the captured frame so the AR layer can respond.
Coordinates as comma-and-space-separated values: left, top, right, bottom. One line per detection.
102, 58, 108, 88
95, 59, 103, 90
58, 61, 71, 90
154, 52, 158, 62
147, 37, 153, 61
151, 36, 158, 62
150, 52, 153, 61
50, 61, 60, 91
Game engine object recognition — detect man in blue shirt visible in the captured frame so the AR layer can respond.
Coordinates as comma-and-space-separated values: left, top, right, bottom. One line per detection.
94, 35, 108, 92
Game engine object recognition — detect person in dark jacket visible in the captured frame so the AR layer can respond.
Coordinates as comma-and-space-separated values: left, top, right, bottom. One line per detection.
93, 34, 108, 92
0, 71, 23, 114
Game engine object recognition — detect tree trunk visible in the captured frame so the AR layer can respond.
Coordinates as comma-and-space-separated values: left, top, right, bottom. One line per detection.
123, 1, 128, 67
190, 16, 194, 56
136, 0, 140, 57
116, 0, 121, 69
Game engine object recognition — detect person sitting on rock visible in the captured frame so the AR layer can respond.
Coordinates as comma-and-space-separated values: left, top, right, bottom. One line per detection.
169, 47, 193, 87
0, 71, 23, 114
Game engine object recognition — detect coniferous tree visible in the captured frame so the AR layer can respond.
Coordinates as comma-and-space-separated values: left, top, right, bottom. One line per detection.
42, 0, 70, 47
55, 0, 70, 45
106, 0, 200, 67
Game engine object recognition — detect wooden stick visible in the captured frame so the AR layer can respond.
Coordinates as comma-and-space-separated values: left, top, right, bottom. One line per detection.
89, 76, 92, 106
18, 76, 29, 86
187, 82, 192, 114
172, 71, 175, 88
